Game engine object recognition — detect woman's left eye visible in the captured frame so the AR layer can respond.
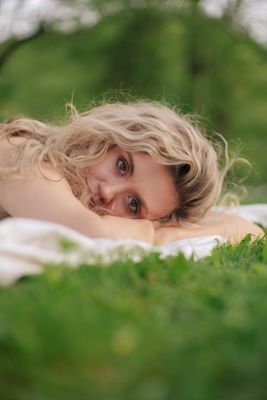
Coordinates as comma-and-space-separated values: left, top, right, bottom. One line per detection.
117, 157, 129, 175
128, 196, 140, 215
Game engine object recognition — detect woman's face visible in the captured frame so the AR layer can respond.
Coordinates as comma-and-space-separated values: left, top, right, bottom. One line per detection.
80, 147, 179, 220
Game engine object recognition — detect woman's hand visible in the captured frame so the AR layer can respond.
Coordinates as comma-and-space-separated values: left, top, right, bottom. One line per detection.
154, 212, 264, 245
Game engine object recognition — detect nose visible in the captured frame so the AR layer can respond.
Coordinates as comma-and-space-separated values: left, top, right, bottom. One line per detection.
98, 181, 124, 205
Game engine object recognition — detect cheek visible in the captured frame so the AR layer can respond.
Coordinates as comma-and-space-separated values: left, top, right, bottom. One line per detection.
89, 156, 115, 176
79, 166, 92, 178
80, 165, 104, 180
109, 197, 128, 217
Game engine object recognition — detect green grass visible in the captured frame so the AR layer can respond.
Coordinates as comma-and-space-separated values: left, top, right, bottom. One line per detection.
0, 236, 267, 400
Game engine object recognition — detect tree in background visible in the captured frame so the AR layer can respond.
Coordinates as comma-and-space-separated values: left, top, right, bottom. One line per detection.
0, 0, 266, 187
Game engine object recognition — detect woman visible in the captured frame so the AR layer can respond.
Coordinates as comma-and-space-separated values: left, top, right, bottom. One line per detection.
0, 101, 263, 245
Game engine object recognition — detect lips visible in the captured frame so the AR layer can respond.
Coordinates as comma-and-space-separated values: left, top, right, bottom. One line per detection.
90, 193, 101, 208
90, 197, 96, 207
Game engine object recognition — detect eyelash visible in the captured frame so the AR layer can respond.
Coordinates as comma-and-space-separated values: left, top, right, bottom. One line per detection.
117, 157, 129, 175
128, 196, 140, 215
116, 157, 141, 215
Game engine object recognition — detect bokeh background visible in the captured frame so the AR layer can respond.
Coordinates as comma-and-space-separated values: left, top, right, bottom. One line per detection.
0, 0, 266, 199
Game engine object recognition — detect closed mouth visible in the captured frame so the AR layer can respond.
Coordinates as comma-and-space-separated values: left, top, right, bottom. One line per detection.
89, 193, 102, 208
89, 197, 96, 208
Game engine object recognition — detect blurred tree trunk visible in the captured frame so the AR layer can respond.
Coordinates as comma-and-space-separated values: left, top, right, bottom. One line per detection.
182, 0, 231, 133
100, 7, 164, 97
183, 0, 203, 109
0, 24, 46, 73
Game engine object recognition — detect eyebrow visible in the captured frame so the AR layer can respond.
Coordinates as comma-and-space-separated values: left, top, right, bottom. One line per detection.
126, 151, 134, 176
126, 151, 148, 216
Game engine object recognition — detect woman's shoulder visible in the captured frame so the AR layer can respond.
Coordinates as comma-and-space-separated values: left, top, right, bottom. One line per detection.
0, 136, 28, 169
0, 135, 65, 182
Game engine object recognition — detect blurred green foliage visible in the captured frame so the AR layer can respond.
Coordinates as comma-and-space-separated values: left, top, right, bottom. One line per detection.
0, 5, 266, 187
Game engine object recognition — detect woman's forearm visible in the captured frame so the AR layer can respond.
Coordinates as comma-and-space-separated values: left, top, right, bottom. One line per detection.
154, 214, 264, 245
0, 157, 156, 244
101, 215, 155, 243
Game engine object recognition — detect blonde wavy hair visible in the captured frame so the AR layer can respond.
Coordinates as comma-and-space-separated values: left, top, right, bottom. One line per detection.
0, 101, 235, 223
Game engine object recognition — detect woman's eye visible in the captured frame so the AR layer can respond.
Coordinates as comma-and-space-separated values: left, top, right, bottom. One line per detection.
128, 196, 140, 215
117, 157, 129, 175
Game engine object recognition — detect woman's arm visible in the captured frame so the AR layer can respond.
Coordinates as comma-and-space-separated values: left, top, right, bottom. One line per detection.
154, 211, 265, 245
0, 164, 263, 246
0, 167, 263, 245
0, 139, 263, 246
0, 136, 155, 243
0, 162, 155, 243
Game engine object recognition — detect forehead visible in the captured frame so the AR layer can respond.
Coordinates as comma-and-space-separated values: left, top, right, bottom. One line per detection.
130, 152, 178, 219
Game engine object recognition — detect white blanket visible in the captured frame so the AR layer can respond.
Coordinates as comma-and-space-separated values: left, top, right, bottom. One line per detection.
0, 204, 266, 286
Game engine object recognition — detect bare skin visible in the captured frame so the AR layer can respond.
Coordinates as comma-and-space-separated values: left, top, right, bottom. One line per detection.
154, 212, 264, 245
79, 147, 179, 220
0, 137, 264, 245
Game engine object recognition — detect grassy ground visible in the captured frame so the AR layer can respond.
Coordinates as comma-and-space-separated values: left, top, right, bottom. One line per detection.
0, 236, 267, 400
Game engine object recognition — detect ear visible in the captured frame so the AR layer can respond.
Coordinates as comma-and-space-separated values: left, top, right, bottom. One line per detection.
179, 163, 191, 175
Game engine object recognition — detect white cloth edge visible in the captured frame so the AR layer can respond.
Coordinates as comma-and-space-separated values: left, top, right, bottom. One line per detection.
0, 203, 266, 286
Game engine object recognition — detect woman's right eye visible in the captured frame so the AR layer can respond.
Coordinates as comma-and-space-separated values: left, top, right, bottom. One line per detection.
117, 157, 129, 176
